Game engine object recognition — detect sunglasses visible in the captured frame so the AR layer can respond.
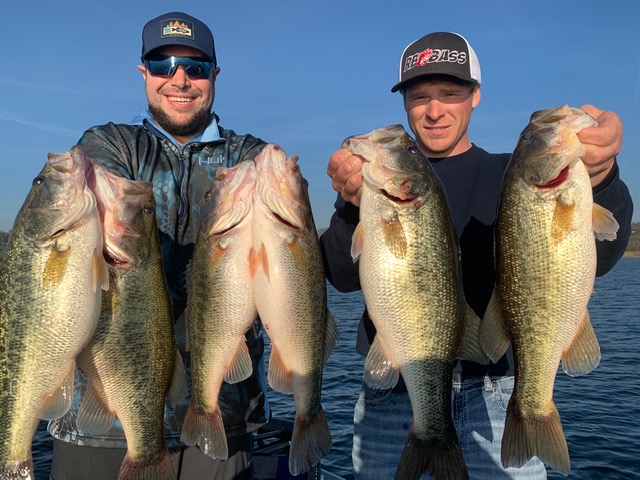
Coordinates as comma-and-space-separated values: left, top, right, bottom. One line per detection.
144, 55, 215, 80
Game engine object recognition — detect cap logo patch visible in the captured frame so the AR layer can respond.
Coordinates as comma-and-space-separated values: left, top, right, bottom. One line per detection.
404, 48, 468, 73
161, 19, 195, 40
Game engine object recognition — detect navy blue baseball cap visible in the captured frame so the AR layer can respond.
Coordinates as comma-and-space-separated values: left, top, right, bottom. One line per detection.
141, 12, 216, 65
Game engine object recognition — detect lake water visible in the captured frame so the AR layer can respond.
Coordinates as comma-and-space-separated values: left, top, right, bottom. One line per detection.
31, 257, 640, 479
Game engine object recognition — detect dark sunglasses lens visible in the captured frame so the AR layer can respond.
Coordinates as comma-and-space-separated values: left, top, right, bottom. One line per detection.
145, 57, 212, 79
182, 58, 212, 79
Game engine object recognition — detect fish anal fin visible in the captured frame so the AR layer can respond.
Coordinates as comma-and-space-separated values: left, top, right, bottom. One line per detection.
166, 350, 189, 408
480, 291, 511, 363
267, 344, 293, 393
76, 380, 116, 435
40, 365, 75, 420
223, 339, 253, 384
562, 309, 601, 376
458, 303, 490, 364
322, 310, 339, 364
363, 335, 399, 389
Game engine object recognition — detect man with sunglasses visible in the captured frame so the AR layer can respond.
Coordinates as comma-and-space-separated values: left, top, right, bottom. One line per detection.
48, 12, 268, 480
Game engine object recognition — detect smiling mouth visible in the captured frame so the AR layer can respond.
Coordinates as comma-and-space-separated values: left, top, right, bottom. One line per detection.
167, 96, 194, 104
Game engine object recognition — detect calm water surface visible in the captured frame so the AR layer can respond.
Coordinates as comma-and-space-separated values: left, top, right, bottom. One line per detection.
32, 258, 640, 479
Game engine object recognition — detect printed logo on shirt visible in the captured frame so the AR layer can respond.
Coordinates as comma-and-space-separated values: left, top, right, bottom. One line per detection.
403, 48, 468, 73
162, 19, 195, 40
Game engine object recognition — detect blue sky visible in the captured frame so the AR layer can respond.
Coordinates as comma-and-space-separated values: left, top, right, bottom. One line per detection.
2, 0, 639, 231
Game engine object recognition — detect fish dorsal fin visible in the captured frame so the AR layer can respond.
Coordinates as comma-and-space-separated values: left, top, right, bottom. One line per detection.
363, 335, 399, 389
76, 379, 116, 435
267, 344, 293, 393
223, 339, 253, 384
562, 309, 601, 376
40, 365, 75, 420
166, 350, 188, 408
458, 303, 490, 364
592, 203, 619, 241
479, 290, 511, 363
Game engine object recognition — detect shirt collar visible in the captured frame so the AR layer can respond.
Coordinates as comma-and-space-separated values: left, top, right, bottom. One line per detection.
130, 108, 222, 148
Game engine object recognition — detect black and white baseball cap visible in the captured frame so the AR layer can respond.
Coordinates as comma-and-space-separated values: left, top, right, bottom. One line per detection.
391, 32, 481, 92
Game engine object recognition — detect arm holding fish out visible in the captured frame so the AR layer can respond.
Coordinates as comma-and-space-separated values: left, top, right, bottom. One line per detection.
320, 149, 366, 293
575, 105, 633, 275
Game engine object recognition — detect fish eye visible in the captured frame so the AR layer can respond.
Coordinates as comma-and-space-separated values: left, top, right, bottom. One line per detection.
407, 146, 419, 154
143, 205, 155, 215
32, 176, 45, 186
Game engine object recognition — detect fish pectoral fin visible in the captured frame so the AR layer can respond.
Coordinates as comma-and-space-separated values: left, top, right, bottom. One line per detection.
562, 309, 601, 376
40, 365, 75, 420
350, 222, 364, 263
223, 339, 253, 384
322, 309, 340, 364
381, 214, 407, 259
166, 350, 189, 408
249, 244, 270, 279
267, 344, 294, 393
363, 335, 399, 389
479, 291, 511, 363
592, 203, 619, 241
458, 303, 491, 365
94, 247, 110, 292
42, 245, 71, 289
76, 380, 116, 435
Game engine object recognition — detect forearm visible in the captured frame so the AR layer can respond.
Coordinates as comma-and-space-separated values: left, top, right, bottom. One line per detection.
592, 161, 634, 276
320, 194, 361, 292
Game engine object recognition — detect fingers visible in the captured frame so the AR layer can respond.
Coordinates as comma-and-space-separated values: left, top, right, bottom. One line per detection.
577, 105, 623, 187
327, 149, 364, 206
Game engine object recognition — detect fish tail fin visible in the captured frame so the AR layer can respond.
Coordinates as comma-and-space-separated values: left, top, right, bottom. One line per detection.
394, 429, 469, 480
0, 460, 34, 480
288, 408, 332, 476
501, 400, 570, 476
180, 403, 228, 460
117, 450, 176, 480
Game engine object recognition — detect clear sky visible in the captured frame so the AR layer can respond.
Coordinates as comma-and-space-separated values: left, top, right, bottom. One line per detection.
2, 0, 638, 231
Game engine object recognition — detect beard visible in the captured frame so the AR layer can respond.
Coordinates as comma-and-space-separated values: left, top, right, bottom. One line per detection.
148, 104, 212, 139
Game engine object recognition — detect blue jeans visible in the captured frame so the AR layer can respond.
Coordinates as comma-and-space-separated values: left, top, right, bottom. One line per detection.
352, 376, 547, 479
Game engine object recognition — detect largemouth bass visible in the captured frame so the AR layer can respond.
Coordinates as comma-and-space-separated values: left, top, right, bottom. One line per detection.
0, 148, 108, 479
77, 164, 186, 479
251, 144, 338, 476
180, 160, 259, 460
346, 125, 487, 480
480, 105, 619, 475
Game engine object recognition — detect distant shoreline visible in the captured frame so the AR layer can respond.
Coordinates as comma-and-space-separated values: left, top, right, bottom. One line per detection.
623, 251, 640, 258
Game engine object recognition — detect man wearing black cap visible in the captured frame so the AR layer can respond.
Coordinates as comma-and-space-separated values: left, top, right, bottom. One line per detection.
321, 32, 633, 479
47, 12, 268, 480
